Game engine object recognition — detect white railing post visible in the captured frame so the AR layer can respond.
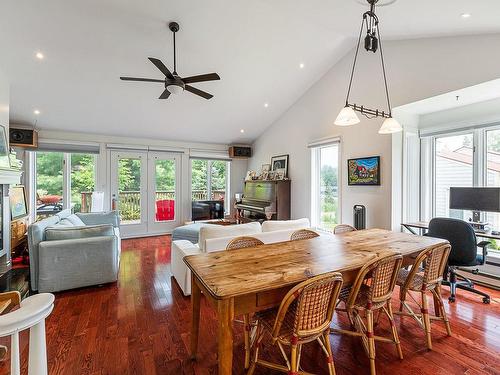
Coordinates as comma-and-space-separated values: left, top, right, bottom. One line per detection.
28, 320, 48, 375
11, 331, 20, 375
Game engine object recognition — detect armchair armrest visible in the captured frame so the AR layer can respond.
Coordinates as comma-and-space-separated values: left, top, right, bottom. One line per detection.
477, 240, 490, 265
76, 211, 120, 227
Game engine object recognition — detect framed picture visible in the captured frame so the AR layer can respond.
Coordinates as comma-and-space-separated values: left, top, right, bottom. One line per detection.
271, 154, 289, 177
267, 171, 275, 180
10, 185, 28, 220
274, 168, 285, 180
261, 164, 271, 173
347, 156, 380, 186
0, 125, 10, 169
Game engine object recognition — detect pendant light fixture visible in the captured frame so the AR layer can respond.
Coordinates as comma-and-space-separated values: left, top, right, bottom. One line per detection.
334, 0, 402, 134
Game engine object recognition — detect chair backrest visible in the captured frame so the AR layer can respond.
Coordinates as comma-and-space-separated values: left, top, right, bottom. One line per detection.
427, 218, 477, 266
226, 236, 264, 250
404, 244, 451, 292
272, 272, 343, 339
290, 229, 319, 241
347, 253, 402, 308
333, 224, 357, 234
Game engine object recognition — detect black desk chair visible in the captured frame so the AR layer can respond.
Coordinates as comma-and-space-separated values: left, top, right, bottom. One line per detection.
425, 218, 490, 304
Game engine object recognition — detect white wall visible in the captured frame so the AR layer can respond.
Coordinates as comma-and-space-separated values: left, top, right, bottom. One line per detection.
249, 34, 500, 229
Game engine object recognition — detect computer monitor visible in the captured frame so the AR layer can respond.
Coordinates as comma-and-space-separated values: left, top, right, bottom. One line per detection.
449, 187, 500, 222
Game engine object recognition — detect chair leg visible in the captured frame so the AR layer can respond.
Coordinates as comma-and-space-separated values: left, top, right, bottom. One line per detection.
432, 288, 452, 336
421, 291, 433, 350
386, 304, 403, 360
322, 332, 336, 375
289, 339, 298, 375
247, 326, 263, 375
243, 314, 251, 369
366, 309, 376, 375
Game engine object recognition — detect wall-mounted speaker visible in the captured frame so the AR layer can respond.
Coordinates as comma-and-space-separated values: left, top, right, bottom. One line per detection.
9, 127, 38, 148
228, 145, 252, 158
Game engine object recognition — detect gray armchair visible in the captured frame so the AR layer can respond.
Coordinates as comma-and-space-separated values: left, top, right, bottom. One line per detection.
28, 209, 121, 293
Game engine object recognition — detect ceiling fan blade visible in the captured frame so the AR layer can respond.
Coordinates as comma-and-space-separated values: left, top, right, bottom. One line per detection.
159, 88, 171, 99
182, 73, 221, 84
120, 77, 165, 83
185, 85, 213, 99
148, 57, 174, 79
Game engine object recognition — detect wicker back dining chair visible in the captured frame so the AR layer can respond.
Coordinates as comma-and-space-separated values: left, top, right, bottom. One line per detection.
248, 272, 343, 375
396, 243, 452, 350
290, 229, 319, 241
333, 224, 357, 234
226, 236, 264, 251
225, 236, 264, 369
332, 253, 403, 375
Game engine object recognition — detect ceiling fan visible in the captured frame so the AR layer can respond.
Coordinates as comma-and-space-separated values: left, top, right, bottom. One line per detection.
120, 22, 220, 100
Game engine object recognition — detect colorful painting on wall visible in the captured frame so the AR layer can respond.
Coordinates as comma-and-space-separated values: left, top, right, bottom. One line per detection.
347, 156, 380, 186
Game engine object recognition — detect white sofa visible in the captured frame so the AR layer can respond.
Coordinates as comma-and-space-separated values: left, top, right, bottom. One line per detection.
171, 218, 311, 296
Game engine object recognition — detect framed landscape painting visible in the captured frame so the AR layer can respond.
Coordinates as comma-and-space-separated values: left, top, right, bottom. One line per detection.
348, 156, 380, 186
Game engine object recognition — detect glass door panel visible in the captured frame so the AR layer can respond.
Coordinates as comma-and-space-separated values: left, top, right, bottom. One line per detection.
148, 152, 181, 233
36, 152, 64, 220
110, 151, 147, 237
434, 133, 473, 219
70, 153, 96, 213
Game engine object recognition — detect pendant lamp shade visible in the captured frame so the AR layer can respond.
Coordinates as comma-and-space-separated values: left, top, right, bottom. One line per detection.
378, 117, 403, 134
334, 106, 361, 126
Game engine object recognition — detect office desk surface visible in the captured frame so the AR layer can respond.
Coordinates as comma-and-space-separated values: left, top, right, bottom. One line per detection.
402, 221, 500, 241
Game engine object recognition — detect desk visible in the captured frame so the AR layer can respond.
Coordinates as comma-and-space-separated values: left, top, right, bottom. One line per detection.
402, 221, 500, 241
184, 228, 448, 375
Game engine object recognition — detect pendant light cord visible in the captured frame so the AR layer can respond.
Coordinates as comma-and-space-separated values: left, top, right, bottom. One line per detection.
345, 16, 365, 106
377, 26, 392, 116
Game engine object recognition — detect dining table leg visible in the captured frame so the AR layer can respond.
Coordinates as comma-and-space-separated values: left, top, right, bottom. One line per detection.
217, 298, 234, 375
190, 275, 201, 360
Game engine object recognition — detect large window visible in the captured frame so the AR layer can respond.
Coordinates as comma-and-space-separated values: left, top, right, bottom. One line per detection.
36, 151, 96, 219
422, 126, 500, 254
191, 159, 230, 211
434, 133, 473, 219
311, 143, 340, 231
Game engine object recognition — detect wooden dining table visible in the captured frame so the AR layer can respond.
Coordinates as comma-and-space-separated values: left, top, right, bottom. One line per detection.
184, 228, 449, 375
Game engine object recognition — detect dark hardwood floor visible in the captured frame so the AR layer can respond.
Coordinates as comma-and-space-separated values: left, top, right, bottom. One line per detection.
1, 235, 499, 374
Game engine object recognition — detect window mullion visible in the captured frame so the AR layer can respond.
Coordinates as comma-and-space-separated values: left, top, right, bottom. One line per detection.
63, 153, 72, 211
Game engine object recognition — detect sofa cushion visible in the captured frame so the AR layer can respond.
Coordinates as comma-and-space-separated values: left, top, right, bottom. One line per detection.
45, 224, 114, 241
58, 219, 75, 227
64, 214, 86, 226
76, 211, 120, 227
261, 218, 310, 232
199, 222, 261, 252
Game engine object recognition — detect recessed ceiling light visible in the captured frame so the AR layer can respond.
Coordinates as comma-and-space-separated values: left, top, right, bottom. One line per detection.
240, 129, 245, 133
461, 13, 471, 19
264, 103, 269, 108
35, 52, 44, 60
299, 63, 305, 69
34, 109, 40, 115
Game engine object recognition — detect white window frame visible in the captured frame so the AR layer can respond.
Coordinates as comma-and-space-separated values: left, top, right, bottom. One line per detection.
31, 151, 98, 219
190, 158, 231, 216
310, 140, 341, 231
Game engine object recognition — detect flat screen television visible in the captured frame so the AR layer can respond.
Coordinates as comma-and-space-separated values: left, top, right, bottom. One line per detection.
10, 185, 28, 221
192, 200, 224, 221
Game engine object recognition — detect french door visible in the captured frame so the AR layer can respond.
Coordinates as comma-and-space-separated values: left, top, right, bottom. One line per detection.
110, 150, 181, 238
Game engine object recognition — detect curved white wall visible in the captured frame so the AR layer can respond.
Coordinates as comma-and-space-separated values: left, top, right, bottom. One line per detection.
249, 34, 500, 229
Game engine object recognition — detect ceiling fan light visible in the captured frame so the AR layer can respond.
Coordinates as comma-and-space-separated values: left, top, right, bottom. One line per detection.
378, 117, 403, 134
167, 84, 184, 95
334, 106, 360, 126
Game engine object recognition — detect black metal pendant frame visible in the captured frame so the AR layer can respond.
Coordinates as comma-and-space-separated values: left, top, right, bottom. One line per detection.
344, 0, 393, 119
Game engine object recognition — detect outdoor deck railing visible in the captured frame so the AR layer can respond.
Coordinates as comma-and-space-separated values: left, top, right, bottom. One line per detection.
80, 190, 225, 218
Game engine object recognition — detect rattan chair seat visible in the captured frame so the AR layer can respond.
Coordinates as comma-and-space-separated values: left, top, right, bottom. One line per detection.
396, 269, 433, 291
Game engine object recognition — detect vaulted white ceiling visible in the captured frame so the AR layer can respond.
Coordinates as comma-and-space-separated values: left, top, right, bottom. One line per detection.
1, 0, 500, 144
